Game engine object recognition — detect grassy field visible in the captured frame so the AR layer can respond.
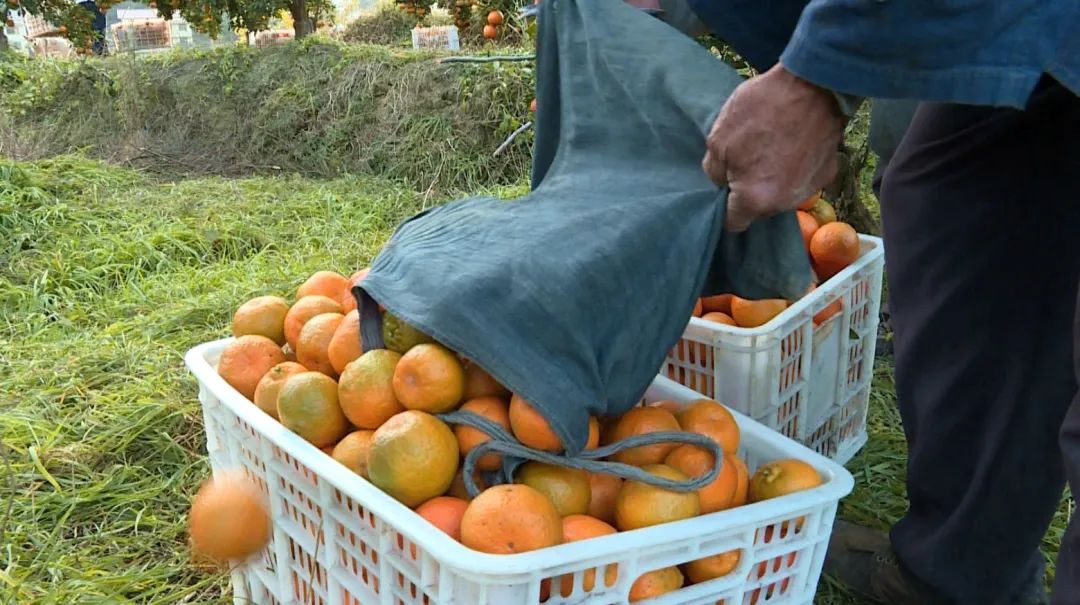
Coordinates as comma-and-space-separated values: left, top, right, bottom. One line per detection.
0, 156, 1067, 604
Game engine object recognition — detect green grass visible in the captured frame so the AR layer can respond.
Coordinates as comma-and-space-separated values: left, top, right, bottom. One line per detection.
0, 156, 1067, 603
0, 40, 536, 194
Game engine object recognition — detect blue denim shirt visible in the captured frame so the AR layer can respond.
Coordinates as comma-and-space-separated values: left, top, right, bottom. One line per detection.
686, 0, 1080, 108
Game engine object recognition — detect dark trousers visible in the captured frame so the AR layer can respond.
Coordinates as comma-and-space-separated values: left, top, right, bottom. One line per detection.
880, 76, 1080, 604
78, 0, 107, 55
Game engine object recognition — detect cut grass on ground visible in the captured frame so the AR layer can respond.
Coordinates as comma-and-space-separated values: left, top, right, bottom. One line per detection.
0, 157, 1068, 603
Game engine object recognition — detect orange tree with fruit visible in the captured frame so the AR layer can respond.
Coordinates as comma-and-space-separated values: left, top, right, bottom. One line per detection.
3, 0, 101, 52
149, 0, 334, 40
396, 0, 435, 23
431, 0, 520, 40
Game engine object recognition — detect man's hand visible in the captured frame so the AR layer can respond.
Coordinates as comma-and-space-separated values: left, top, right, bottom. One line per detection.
703, 64, 845, 232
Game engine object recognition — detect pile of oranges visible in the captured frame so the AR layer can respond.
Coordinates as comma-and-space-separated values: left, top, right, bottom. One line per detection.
397, 0, 435, 19
193, 268, 827, 602
482, 9, 503, 39
688, 192, 860, 331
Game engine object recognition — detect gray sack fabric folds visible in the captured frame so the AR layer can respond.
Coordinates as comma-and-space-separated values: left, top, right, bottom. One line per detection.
357, 0, 811, 456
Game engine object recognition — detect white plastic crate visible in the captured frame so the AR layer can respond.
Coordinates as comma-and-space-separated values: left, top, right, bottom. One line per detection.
186, 338, 853, 605
254, 30, 295, 48
411, 25, 460, 51
23, 14, 60, 38
110, 19, 172, 52
664, 235, 884, 465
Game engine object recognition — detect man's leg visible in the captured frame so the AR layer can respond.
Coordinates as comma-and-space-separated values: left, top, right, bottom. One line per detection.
79, 0, 107, 55
884, 78, 1080, 602
867, 98, 918, 198
1054, 287, 1080, 603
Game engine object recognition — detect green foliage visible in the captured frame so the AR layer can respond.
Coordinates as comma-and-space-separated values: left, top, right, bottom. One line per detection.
4, 0, 98, 52
148, 0, 334, 39
0, 41, 536, 193
342, 4, 439, 46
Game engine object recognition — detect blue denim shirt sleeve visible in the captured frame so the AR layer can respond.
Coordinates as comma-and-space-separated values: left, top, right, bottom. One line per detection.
684, 0, 807, 72
780, 0, 1043, 108
686, 0, 1066, 109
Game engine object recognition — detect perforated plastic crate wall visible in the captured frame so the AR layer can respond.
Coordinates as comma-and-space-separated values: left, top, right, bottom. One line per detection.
664, 235, 884, 464
188, 339, 854, 604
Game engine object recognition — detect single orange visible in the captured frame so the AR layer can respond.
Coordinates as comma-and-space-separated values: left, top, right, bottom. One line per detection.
327, 310, 363, 376
749, 459, 822, 502
415, 496, 469, 541
629, 566, 684, 602
586, 417, 600, 449
810, 221, 860, 279
586, 472, 622, 525
814, 298, 844, 324
797, 190, 822, 211
338, 349, 404, 429
392, 343, 465, 413
218, 335, 287, 400
482, 24, 497, 39
460, 485, 563, 554
455, 397, 511, 472
509, 394, 563, 452
607, 407, 681, 466
701, 294, 733, 314
462, 361, 510, 400
296, 312, 344, 377
339, 268, 369, 313
614, 464, 701, 531
676, 399, 740, 455
253, 361, 307, 419
296, 270, 349, 302
486, 9, 503, 25
332, 430, 375, 478
651, 400, 682, 415
730, 456, 750, 506
730, 296, 789, 328
232, 295, 290, 345
664, 446, 739, 514
559, 515, 618, 596
807, 197, 837, 226
188, 470, 270, 564
814, 297, 844, 325
686, 549, 741, 583
797, 210, 819, 249
447, 468, 488, 501
277, 371, 350, 448
382, 312, 434, 354
367, 411, 460, 507
516, 462, 591, 517
701, 311, 736, 326
284, 295, 343, 350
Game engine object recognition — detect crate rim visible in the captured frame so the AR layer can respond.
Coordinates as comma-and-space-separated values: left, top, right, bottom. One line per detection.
689, 234, 883, 335
186, 338, 854, 578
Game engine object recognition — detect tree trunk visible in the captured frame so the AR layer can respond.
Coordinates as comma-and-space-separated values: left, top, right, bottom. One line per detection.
825, 143, 880, 236
290, 0, 314, 39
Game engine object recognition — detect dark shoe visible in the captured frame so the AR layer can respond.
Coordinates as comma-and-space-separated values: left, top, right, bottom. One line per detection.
825, 521, 1051, 605
824, 521, 948, 605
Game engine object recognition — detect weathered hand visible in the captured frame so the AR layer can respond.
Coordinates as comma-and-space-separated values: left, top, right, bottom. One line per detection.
703, 64, 845, 232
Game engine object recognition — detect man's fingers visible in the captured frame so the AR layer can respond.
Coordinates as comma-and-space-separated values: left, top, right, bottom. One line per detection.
723, 188, 755, 232
810, 150, 840, 193
702, 147, 728, 187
